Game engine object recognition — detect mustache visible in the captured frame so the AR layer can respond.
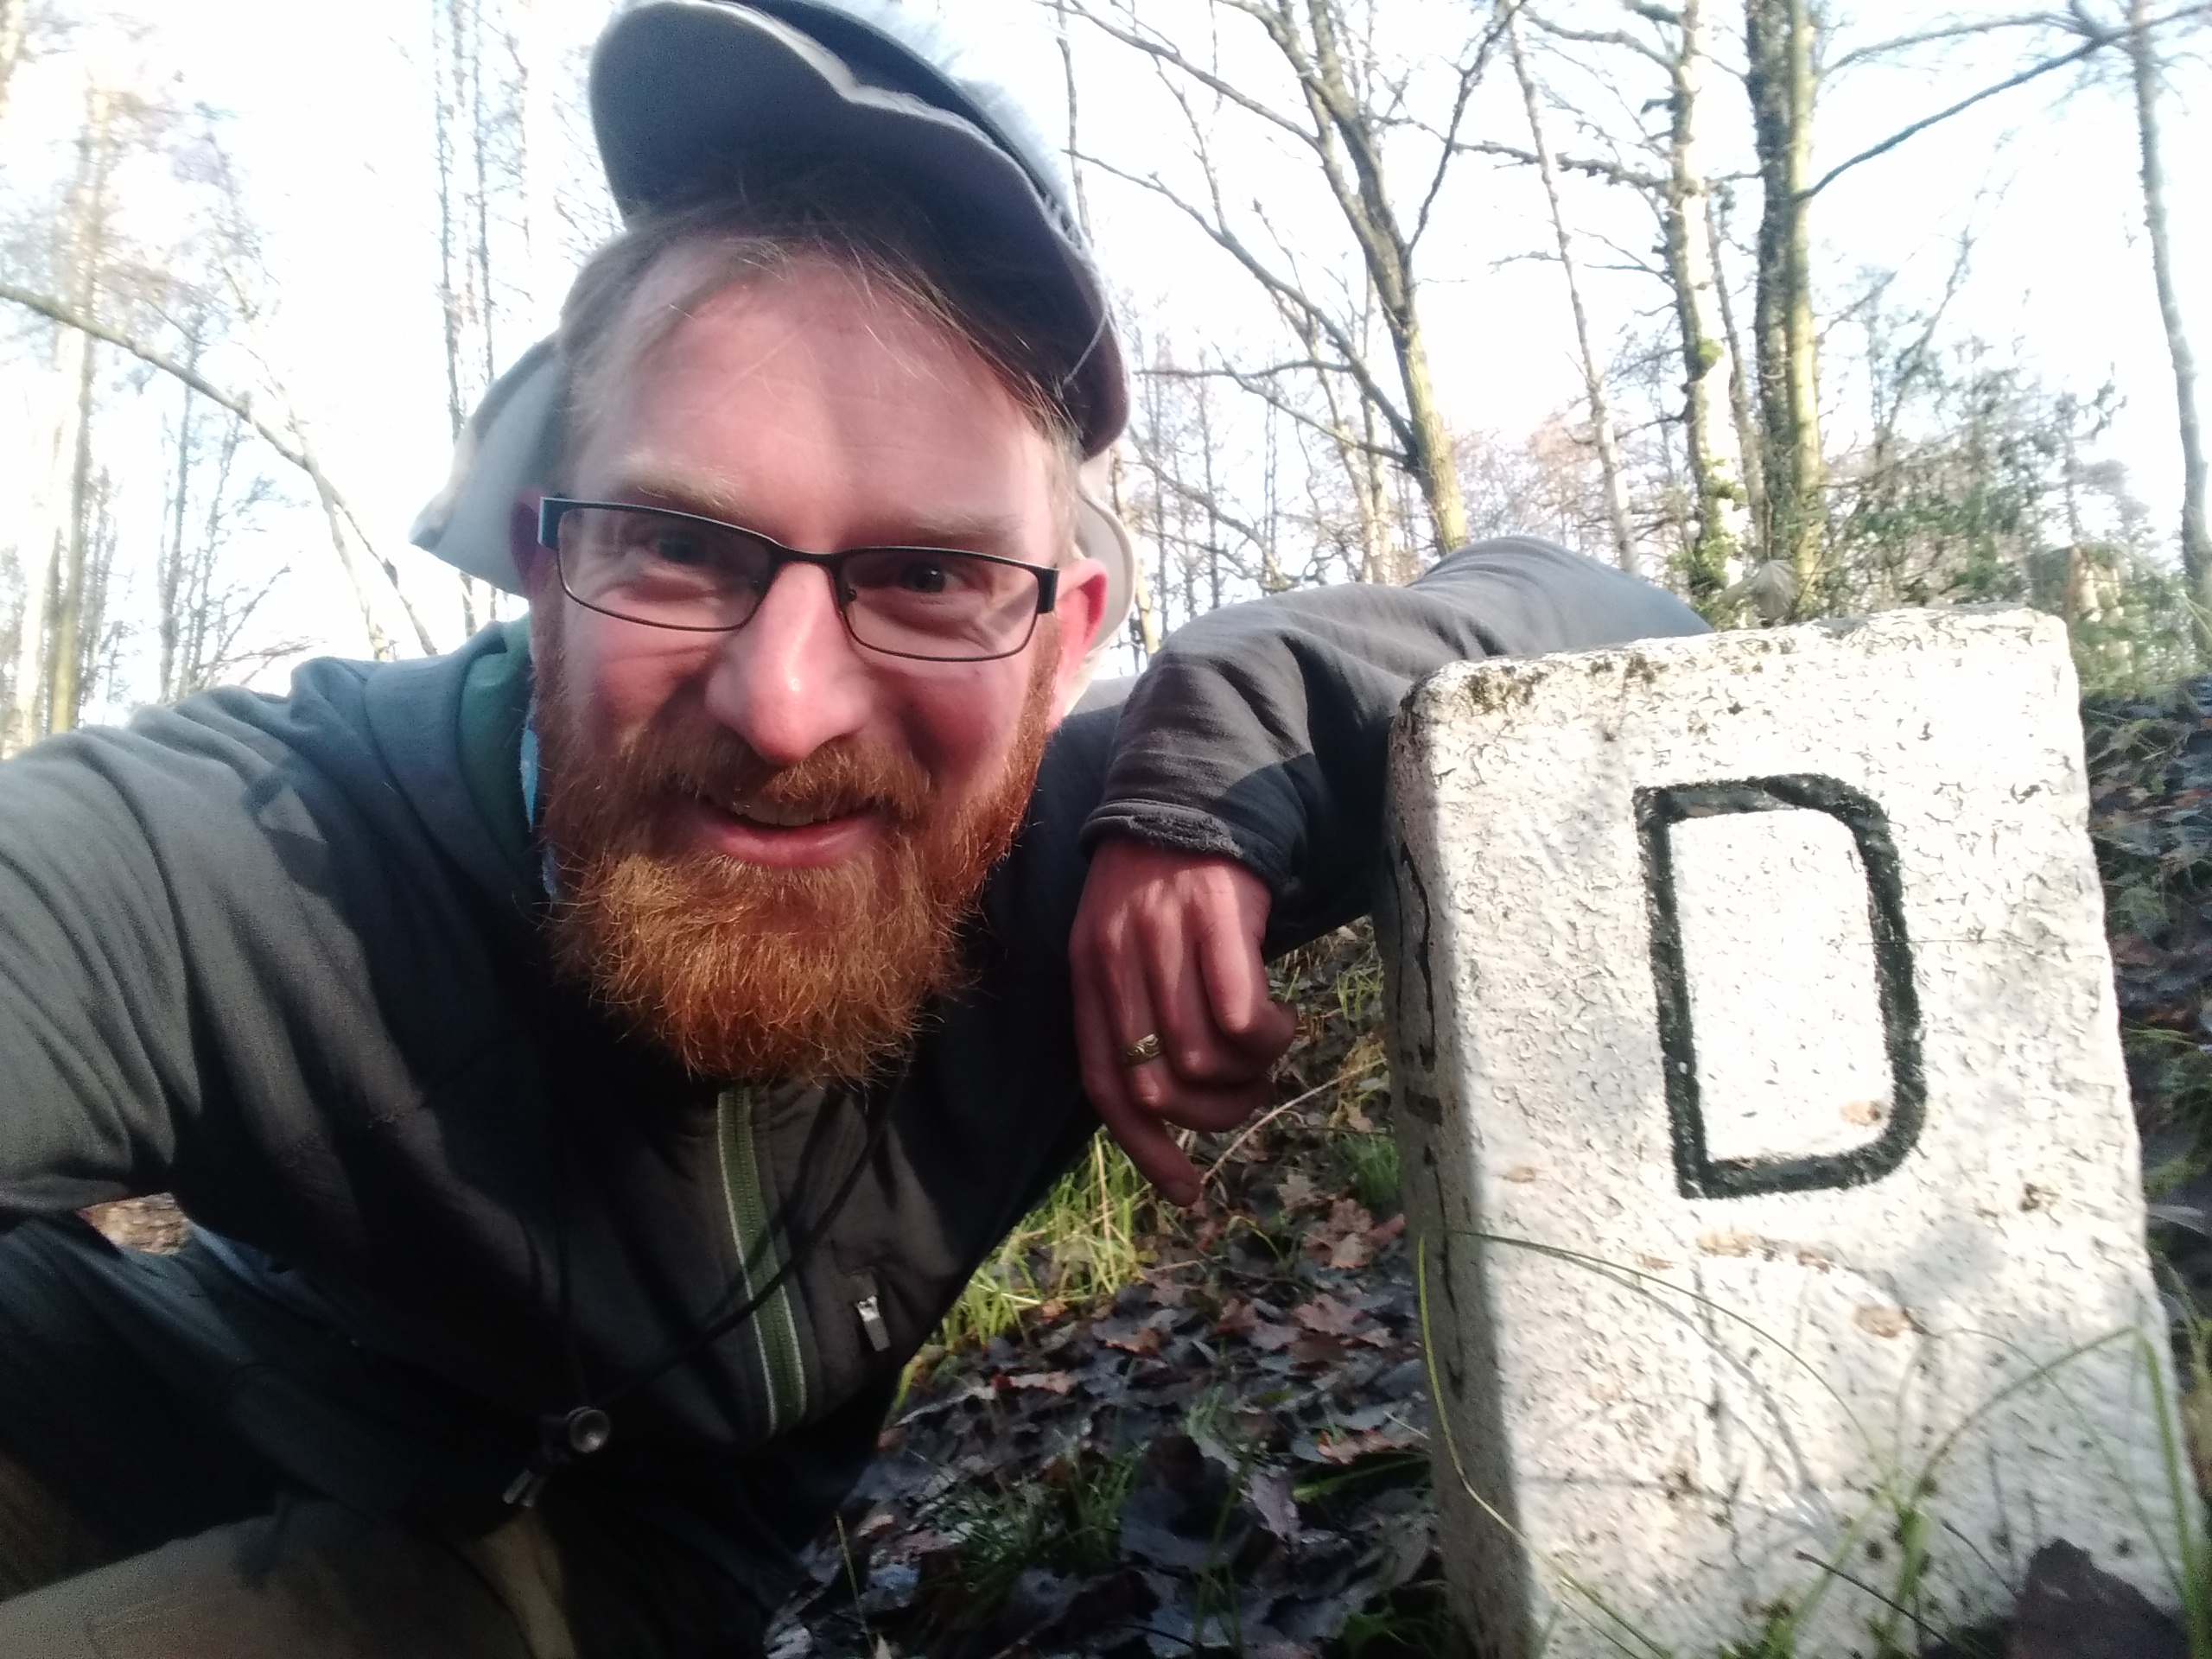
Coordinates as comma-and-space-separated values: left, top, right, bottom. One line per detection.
602, 715, 936, 842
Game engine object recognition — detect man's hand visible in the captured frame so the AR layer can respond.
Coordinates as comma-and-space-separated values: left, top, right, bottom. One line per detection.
1070, 838, 1300, 1207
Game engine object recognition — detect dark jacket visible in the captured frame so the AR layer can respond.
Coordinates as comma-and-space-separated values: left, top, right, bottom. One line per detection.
0, 539, 1702, 1651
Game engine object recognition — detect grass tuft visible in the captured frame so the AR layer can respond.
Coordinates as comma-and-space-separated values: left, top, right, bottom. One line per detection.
931, 1136, 1158, 1353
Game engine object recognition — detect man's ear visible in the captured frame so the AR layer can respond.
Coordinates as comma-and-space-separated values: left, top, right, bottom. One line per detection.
1047, 552, 1111, 721
512, 492, 555, 602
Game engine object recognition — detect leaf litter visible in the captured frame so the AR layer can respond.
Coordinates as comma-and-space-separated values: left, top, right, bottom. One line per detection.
763, 926, 1440, 1659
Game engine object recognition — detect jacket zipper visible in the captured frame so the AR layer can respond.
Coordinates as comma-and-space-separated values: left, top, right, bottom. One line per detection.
715, 1085, 809, 1435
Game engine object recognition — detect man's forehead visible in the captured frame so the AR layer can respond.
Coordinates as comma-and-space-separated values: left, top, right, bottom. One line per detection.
602, 241, 943, 391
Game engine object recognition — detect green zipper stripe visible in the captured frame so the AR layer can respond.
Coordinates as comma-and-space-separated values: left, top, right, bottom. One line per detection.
715, 1086, 809, 1434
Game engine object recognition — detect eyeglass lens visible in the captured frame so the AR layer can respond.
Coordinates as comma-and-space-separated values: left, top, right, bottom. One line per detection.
555, 505, 1043, 660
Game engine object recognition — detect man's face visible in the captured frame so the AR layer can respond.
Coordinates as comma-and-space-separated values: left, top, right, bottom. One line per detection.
521, 251, 1107, 1079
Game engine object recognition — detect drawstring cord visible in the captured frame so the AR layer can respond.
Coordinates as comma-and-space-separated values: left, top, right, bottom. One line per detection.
502, 1086, 896, 1508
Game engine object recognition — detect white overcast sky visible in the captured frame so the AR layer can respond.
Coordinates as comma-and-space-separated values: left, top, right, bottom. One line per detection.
1, 0, 2204, 713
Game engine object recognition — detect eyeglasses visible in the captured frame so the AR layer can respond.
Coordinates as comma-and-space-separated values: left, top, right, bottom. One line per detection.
537, 498, 1061, 664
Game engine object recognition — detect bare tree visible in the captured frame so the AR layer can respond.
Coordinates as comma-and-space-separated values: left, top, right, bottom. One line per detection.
1504, 2, 1637, 576
156, 319, 302, 702
1742, 0, 1824, 607
10, 79, 118, 747
1066, 0, 1488, 562
2125, 0, 2209, 656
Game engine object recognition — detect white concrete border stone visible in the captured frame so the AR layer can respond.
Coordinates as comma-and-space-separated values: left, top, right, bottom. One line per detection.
1379, 609, 2186, 1658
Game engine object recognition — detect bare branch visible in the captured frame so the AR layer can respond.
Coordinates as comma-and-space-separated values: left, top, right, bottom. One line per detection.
1827, 11, 2075, 75
1077, 147, 1419, 458
5, 281, 331, 499
1527, 12, 1670, 66
1802, 7, 2209, 198
1060, 0, 1316, 146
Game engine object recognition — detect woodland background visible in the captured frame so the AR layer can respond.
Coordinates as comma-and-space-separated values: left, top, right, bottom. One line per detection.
0, 0, 2207, 739
16, 3, 2212, 1650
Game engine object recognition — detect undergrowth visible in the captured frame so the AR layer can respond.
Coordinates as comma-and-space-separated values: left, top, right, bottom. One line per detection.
925, 922, 1398, 1360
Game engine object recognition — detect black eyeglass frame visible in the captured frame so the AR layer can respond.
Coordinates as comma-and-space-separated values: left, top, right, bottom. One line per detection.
537, 496, 1062, 664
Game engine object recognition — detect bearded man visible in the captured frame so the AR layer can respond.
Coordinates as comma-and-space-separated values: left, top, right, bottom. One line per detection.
0, 3, 1702, 1656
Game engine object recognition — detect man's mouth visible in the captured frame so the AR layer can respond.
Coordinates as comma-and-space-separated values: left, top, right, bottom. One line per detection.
725, 797, 868, 830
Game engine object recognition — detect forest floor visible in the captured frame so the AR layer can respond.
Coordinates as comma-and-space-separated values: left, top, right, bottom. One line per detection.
80, 675, 2212, 1658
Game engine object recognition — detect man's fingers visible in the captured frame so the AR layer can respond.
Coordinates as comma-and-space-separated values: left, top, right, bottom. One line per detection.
1069, 837, 1292, 1205
1141, 909, 1229, 1084
1090, 1088, 1203, 1207
1071, 938, 1150, 1123
1196, 913, 1300, 1061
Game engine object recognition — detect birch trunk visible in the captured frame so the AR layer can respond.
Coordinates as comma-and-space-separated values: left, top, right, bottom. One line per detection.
1707, 194, 1765, 544
8, 341, 76, 753
44, 327, 97, 732
1508, 6, 1637, 576
1663, 0, 1746, 603
1298, 1, 1468, 556
11, 85, 111, 749
1745, 0, 1826, 606
2128, 0, 2210, 658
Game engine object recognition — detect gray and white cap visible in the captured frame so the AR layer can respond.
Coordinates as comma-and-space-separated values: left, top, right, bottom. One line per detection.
410, 0, 1137, 658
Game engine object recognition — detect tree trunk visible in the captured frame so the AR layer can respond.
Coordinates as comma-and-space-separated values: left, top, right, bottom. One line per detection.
1508, 5, 1637, 576
1745, 0, 1825, 606
2129, 0, 2210, 658
45, 329, 98, 732
8, 309, 85, 755
12, 86, 111, 749
1298, 0, 1468, 556
1707, 194, 1765, 545
159, 334, 204, 704
1663, 0, 1747, 605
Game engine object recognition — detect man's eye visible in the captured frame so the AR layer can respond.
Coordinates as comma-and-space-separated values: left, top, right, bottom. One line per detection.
645, 532, 712, 568
893, 558, 954, 594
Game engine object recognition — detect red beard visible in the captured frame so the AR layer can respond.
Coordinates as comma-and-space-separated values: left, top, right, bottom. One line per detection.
534, 628, 1054, 1082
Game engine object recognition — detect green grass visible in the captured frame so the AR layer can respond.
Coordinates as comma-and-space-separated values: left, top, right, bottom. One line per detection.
924, 922, 1402, 1362
1341, 1131, 1401, 1216
925, 1445, 1141, 1630
929, 1135, 1158, 1354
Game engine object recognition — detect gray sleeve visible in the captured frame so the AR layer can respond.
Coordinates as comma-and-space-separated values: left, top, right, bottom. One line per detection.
1081, 537, 1707, 949
0, 730, 201, 1215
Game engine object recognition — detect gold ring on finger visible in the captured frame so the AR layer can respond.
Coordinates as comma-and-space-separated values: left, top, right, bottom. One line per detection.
1117, 1032, 1165, 1068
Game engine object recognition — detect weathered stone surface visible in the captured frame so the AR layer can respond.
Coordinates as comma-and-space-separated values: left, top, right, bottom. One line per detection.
1379, 610, 2188, 1659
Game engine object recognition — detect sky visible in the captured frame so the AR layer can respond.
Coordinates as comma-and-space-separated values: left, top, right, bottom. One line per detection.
0, 0, 2204, 714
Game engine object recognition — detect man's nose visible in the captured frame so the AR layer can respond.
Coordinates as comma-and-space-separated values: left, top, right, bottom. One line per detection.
699, 563, 874, 766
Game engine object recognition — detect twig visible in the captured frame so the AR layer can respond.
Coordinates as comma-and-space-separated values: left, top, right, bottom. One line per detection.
1202, 1077, 1339, 1191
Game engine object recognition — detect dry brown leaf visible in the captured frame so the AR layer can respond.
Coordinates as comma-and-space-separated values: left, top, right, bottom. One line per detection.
1293, 1293, 1363, 1336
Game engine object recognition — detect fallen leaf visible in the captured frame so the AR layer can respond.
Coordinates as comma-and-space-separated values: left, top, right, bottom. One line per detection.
1288, 1332, 1345, 1365
1093, 1316, 1165, 1355
1214, 1298, 1257, 1336
1294, 1293, 1364, 1336
1328, 1232, 1371, 1270
1005, 1370, 1076, 1394
1247, 1466, 1300, 1541
1246, 1320, 1301, 1351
